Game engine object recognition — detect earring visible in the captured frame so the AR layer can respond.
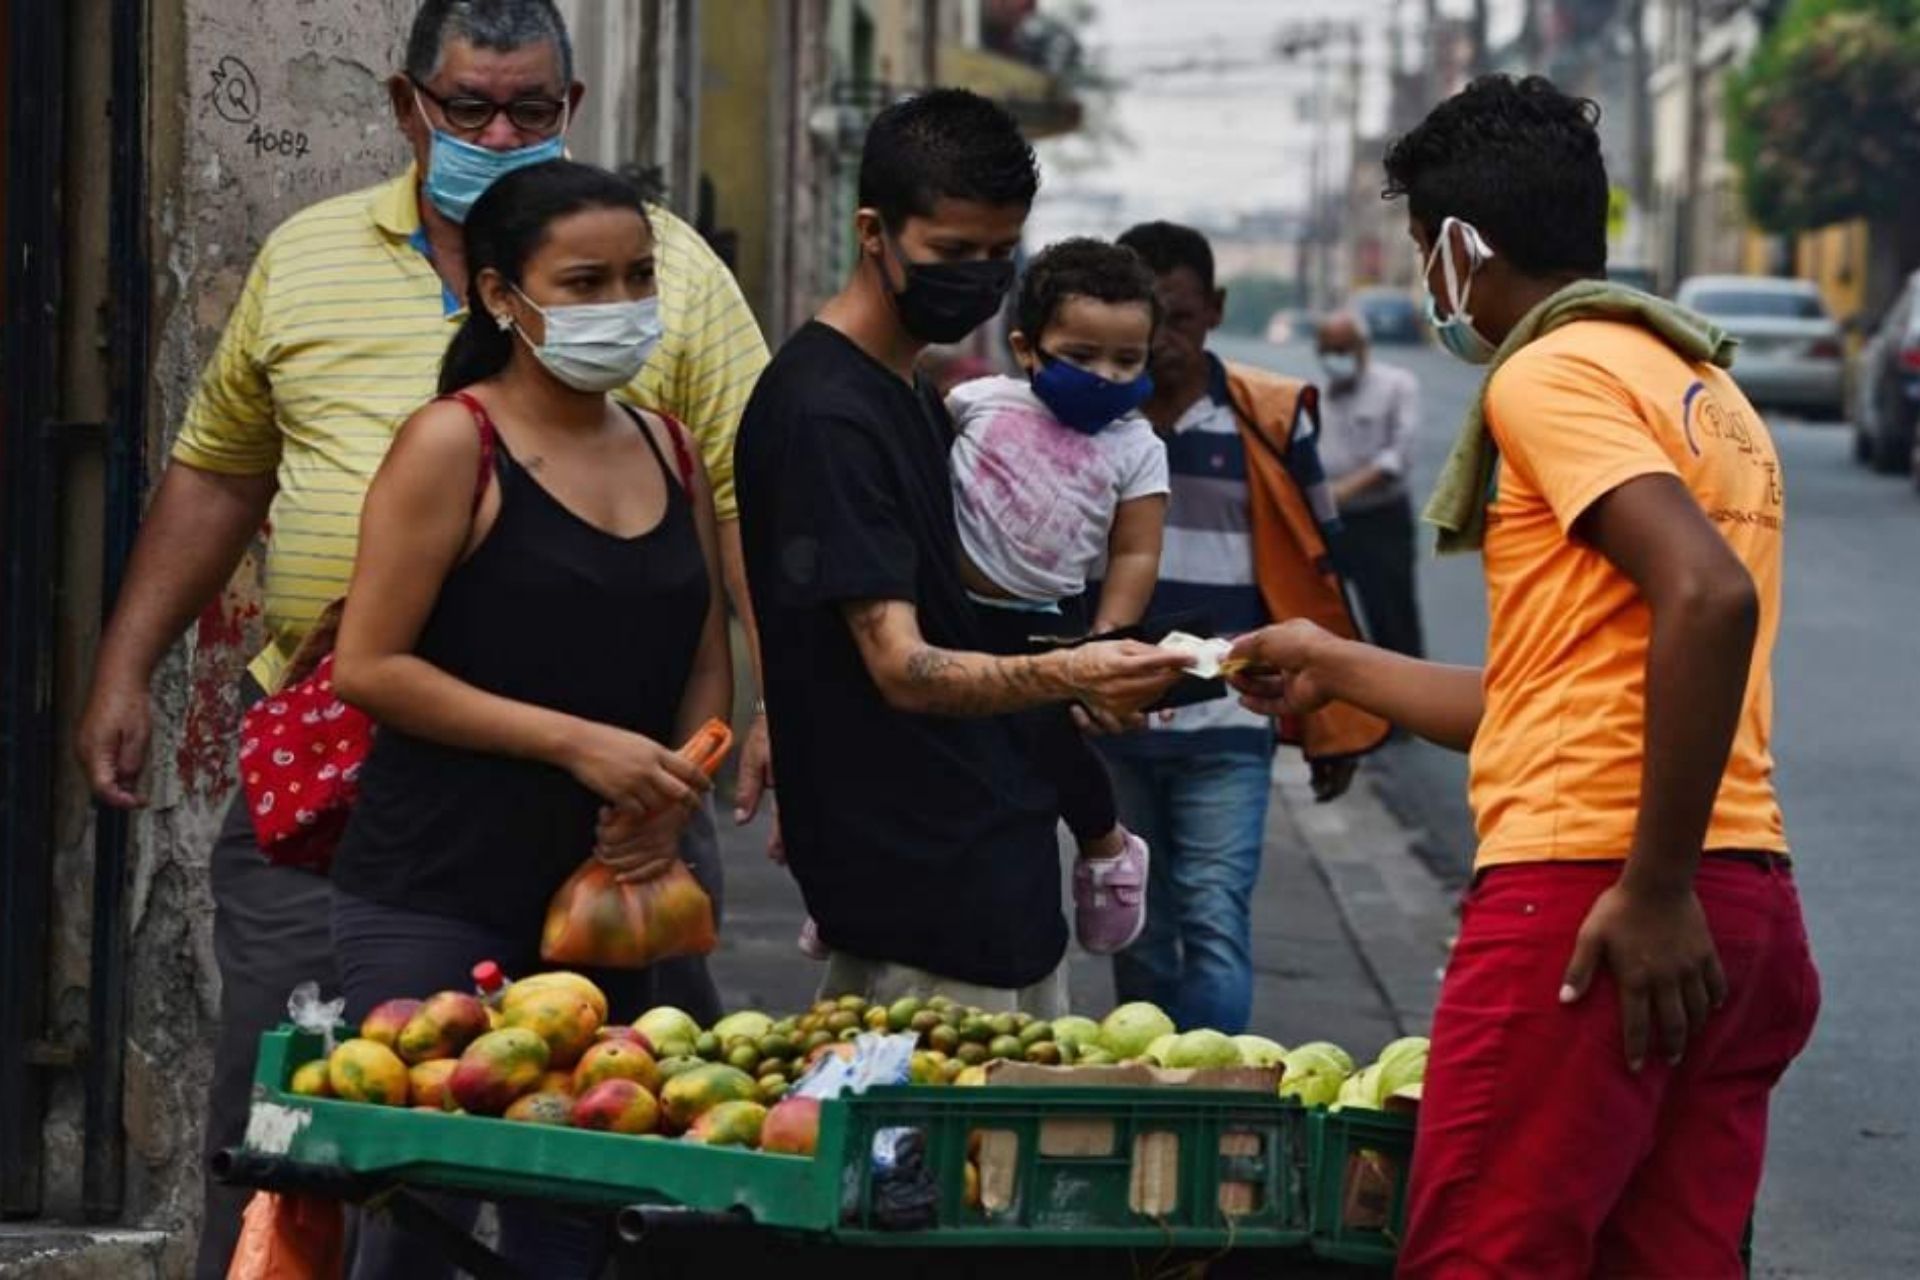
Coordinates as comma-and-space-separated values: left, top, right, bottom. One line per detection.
495, 313, 512, 331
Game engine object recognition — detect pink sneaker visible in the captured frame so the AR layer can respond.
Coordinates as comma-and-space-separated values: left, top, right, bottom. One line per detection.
1073, 829, 1149, 955
797, 916, 829, 960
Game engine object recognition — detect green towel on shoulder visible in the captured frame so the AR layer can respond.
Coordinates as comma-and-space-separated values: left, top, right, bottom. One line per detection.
1422, 280, 1739, 555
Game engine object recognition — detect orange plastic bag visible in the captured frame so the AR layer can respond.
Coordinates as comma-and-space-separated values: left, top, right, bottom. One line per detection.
226, 1191, 344, 1280
541, 720, 733, 969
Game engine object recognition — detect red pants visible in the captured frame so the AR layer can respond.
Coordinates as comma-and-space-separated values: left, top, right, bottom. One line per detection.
1399, 858, 1819, 1279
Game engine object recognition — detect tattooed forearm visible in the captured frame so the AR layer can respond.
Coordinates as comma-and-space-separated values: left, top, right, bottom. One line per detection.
904, 647, 962, 686
897, 645, 1060, 716
842, 599, 1067, 717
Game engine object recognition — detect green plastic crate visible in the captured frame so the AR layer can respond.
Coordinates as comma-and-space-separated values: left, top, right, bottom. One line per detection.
241, 1028, 837, 1229
1306, 1106, 1413, 1268
834, 1084, 1310, 1248
241, 1028, 1310, 1250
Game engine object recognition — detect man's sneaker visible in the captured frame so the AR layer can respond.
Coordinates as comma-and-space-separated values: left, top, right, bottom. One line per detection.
1073, 829, 1149, 955
797, 916, 829, 960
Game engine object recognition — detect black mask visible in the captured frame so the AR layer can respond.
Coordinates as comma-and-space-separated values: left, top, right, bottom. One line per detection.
883, 236, 1015, 344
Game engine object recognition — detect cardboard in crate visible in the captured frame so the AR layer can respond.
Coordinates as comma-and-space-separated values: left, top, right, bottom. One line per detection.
1306, 1106, 1415, 1268
976, 1061, 1288, 1223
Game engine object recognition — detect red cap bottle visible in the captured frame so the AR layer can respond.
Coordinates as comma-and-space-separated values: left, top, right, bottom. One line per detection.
472, 960, 508, 1005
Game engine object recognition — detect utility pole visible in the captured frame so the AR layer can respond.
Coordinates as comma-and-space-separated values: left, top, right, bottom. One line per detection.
1339, 23, 1363, 304
1280, 20, 1361, 313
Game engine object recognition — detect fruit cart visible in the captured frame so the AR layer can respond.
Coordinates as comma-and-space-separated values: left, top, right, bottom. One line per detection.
221, 1027, 1403, 1279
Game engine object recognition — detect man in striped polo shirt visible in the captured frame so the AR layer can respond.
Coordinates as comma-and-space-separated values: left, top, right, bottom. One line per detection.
73, 3, 768, 1274
1102, 221, 1377, 1033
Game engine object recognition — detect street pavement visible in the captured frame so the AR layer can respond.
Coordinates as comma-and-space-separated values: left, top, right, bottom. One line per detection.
1217, 331, 1920, 1278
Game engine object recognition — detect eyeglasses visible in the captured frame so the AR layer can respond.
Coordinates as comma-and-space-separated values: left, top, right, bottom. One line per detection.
411, 78, 567, 135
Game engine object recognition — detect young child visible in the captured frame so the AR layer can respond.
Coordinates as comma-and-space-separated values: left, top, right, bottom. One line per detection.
949, 237, 1169, 952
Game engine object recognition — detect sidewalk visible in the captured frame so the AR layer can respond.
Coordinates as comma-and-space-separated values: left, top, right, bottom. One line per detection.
708, 755, 1453, 1057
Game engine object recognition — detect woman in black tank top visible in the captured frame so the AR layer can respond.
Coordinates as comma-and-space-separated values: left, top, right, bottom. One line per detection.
327, 164, 730, 1279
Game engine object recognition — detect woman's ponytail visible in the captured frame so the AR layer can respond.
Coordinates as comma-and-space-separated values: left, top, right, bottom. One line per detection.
438, 310, 514, 396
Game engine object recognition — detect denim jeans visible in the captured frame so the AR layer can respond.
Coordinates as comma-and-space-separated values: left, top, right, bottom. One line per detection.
1105, 749, 1274, 1033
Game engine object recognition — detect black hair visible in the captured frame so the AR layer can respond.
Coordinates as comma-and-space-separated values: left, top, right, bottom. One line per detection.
406, 0, 573, 84
438, 160, 650, 395
1117, 221, 1216, 294
1016, 238, 1160, 345
858, 88, 1040, 229
1382, 74, 1608, 277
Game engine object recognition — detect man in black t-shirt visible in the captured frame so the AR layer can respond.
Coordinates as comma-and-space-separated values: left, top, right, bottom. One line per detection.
736, 90, 1189, 1010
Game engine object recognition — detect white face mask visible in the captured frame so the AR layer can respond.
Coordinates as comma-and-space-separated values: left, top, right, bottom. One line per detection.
1422, 217, 1499, 365
511, 289, 662, 392
1319, 351, 1361, 386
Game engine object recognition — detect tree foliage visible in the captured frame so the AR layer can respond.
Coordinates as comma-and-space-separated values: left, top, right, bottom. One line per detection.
1727, 0, 1920, 231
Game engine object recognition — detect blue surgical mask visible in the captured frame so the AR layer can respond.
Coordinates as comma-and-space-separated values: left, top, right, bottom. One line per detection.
416, 90, 568, 224
1030, 354, 1154, 435
1423, 217, 1499, 366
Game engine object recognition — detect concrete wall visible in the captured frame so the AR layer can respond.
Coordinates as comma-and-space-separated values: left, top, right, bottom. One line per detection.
41, 0, 683, 1254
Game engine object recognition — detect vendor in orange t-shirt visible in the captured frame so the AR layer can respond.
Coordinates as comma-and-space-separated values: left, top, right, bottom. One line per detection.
1228, 76, 1817, 1279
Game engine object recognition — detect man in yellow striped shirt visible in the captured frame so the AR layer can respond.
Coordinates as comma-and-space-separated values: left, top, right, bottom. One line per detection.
74, 4, 768, 1274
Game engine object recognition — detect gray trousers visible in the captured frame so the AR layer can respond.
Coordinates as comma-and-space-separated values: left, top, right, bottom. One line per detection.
192, 678, 726, 1280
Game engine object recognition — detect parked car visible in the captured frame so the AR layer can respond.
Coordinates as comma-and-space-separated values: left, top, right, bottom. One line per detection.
1349, 288, 1425, 344
1849, 270, 1920, 477
1676, 275, 1847, 420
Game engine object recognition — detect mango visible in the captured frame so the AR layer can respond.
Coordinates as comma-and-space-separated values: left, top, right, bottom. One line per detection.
659, 1063, 757, 1133
503, 972, 609, 1025
407, 1059, 460, 1111
685, 1099, 767, 1148
573, 1039, 661, 1096
359, 998, 423, 1049
502, 986, 601, 1068
289, 1060, 332, 1099
759, 1096, 821, 1156
327, 1039, 409, 1106
449, 1027, 549, 1116
571, 1078, 660, 1135
395, 991, 490, 1065
504, 1091, 576, 1127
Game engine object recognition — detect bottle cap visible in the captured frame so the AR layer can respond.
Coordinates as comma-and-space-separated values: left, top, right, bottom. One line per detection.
472, 960, 505, 992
